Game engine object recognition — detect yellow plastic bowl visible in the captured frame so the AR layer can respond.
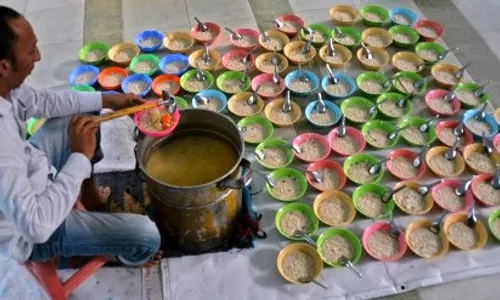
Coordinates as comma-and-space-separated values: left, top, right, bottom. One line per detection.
361, 28, 393, 48
443, 213, 488, 251
108, 43, 140, 67
329, 5, 360, 26
392, 51, 425, 73
227, 92, 264, 117
318, 43, 352, 68
425, 146, 466, 178
258, 30, 290, 52
356, 47, 390, 71
393, 181, 434, 215
283, 41, 317, 65
463, 143, 500, 175
495, 107, 500, 125
163, 31, 195, 53
313, 190, 356, 227
264, 97, 302, 127
255, 52, 289, 75
405, 219, 450, 258
431, 63, 462, 89
188, 49, 221, 71
277, 242, 324, 284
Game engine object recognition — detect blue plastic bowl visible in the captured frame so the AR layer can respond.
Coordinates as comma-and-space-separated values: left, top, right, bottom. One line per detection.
389, 7, 419, 26
158, 54, 190, 77
284, 70, 320, 96
462, 109, 499, 139
321, 72, 357, 99
305, 99, 342, 127
192, 89, 228, 113
102, 90, 120, 95
134, 30, 164, 53
69, 64, 100, 86
121, 74, 152, 97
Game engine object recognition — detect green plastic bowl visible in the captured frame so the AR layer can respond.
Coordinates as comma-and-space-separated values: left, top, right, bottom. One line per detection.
266, 167, 308, 202
72, 85, 95, 92
415, 42, 446, 63
78, 41, 109, 65
26, 118, 45, 137
398, 117, 437, 146
255, 139, 294, 169
180, 69, 215, 93
300, 24, 331, 46
359, 5, 390, 27
356, 71, 390, 97
174, 96, 189, 110
454, 82, 489, 109
331, 26, 362, 48
275, 203, 319, 240
352, 184, 395, 219
391, 71, 425, 95
340, 96, 377, 124
216, 71, 251, 95
388, 25, 420, 48
361, 120, 398, 149
130, 54, 160, 76
376, 92, 412, 119
316, 228, 362, 266
343, 153, 384, 185
488, 209, 500, 242
237, 115, 274, 144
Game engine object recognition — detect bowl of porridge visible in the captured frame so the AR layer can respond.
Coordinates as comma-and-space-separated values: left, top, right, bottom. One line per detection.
332, 26, 362, 48
405, 219, 449, 259
362, 120, 399, 149
443, 213, 488, 250
158, 54, 190, 77
453, 82, 489, 109
255, 52, 289, 75
78, 41, 109, 65
340, 96, 377, 124
173, 96, 189, 110
413, 19, 445, 42
277, 242, 323, 284
344, 153, 384, 185
121, 74, 152, 97
463, 108, 499, 139
264, 97, 302, 127
258, 29, 290, 52
221, 49, 255, 72
389, 7, 419, 26
151, 74, 181, 97
188, 48, 221, 72
179, 69, 214, 93
488, 209, 500, 242
285, 70, 320, 96
424, 89, 461, 117
292, 133, 331, 163
425, 146, 466, 178
431, 63, 461, 89
255, 139, 294, 169
266, 167, 308, 202
283, 41, 317, 65
435, 120, 473, 148
376, 93, 412, 120
415, 41, 446, 63
329, 5, 360, 26
237, 115, 274, 144
130, 54, 160, 76
360, 5, 390, 27
463, 143, 500, 175
391, 51, 425, 73
352, 184, 395, 219
387, 149, 426, 181
306, 160, 346, 192
163, 31, 195, 53
471, 174, 500, 207
216, 71, 251, 95
228, 28, 259, 50
392, 181, 434, 215
361, 28, 393, 48
133, 100, 180, 138
275, 14, 305, 37
305, 99, 342, 128
227, 92, 264, 117
328, 126, 366, 156
356, 46, 390, 71
362, 222, 407, 261
313, 190, 356, 227
192, 89, 227, 113
399, 117, 437, 146
251, 73, 286, 99
356, 71, 390, 97
300, 24, 330, 47
189, 21, 221, 45
275, 202, 319, 240
108, 42, 140, 67
319, 43, 353, 68
316, 228, 362, 267
321, 72, 357, 100
134, 30, 164, 53
391, 71, 426, 95
432, 178, 474, 212
69, 64, 100, 87
388, 25, 420, 48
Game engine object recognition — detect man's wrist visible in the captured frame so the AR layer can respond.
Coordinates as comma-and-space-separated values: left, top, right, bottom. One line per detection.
101, 94, 116, 110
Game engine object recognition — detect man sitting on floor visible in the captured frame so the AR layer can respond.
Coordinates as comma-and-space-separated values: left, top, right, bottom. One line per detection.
0, 6, 162, 267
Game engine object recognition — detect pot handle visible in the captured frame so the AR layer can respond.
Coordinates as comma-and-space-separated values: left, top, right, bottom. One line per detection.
218, 158, 253, 190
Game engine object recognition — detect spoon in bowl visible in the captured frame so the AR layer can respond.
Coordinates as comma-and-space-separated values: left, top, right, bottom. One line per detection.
369, 157, 390, 175
225, 27, 242, 40
196, 63, 206, 81
202, 44, 211, 63
444, 86, 457, 102
474, 101, 489, 120
247, 85, 261, 106
360, 41, 373, 60
397, 93, 413, 108
298, 64, 309, 83
301, 40, 313, 54
194, 94, 209, 105
445, 137, 461, 160
302, 26, 314, 36
455, 62, 472, 79
455, 177, 472, 196
243, 46, 257, 65
453, 115, 465, 137
282, 89, 292, 113
383, 185, 406, 203
417, 180, 442, 195
414, 75, 434, 90
194, 17, 208, 32
491, 166, 500, 190
474, 82, 490, 97
419, 115, 439, 133
388, 124, 410, 141
327, 38, 336, 56
388, 209, 401, 239
338, 256, 362, 278
412, 145, 430, 168
316, 92, 327, 113
254, 149, 265, 160
326, 63, 338, 84
482, 133, 494, 156
466, 201, 477, 228
306, 170, 323, 183
429, 212, 447, 234
293, 229, 317, 247
437, 47, 458, 61
337, 115, 347, 137
271, 55, 280, 84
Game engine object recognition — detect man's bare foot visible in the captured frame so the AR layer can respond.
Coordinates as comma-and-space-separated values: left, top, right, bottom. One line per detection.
142, 250, 163, 268
96, 186, 111, 205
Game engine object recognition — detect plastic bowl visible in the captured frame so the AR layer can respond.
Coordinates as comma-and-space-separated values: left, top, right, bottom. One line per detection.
454, 82, 489, 109
158, 54, 189, 77
313, 190, 356, 227
255, 52, 288, 75
258, 29, 290, 52
192, 89, 227, 113
229, 28, 260, 50
392, 71, 425, 95
391, 51, 425, 73
435, 120, 473, 148
283, 41, 317, 65
254, 139, 294, 170
78, 41, 109, 65
376, 92, 412, 119
190, 22, 221, 45
108, 42, 140, 67
69, 64, 99, 86
179, 69, 214, 93
328, 126, 366, 156
343, 153, 384, 185
130, 54, 160, 76
415, 42, 446, 63
462, 108, 499, 139
317, 228, 362, 266
97, 66, 128, 90
300, 24, 330, 46
443, 213, 488, 250
251, 73, 286, 99
318, 43, 352, 68
121, 74, 152, 97
221, 49, 255, 72
392, 181, 433, 215
386, 149, 426, 181
237, 115, 274, 144
305, 100, 342, 128
424, 89, 461, 117
360, 5, 390, 27
72, 85, 95, 92
26, 118, 45, 137
134, 30, 164, 52
321, 72, 357, 99
361, 27, 393, 48
275, 203, 319, 240
340, 96, 376, 124
389, 7, 419, 26
362, 222, 407, 261
425, 146, 466, 178
264, 97, 302, 127
331, 26, 361, 49
174, 96, 189, 110
388, 25, 420, 48
188, 48, 221, 71
133, 100, 180, 138
398, 117, 437, 146
216, 71, 251, 95
488, 209, 500, 242
356, 71, 390, 97
471, 174, 500, 207
285, 70, 320, 96
463, 143, 500, 175
432, 178, 474, 212
292, 133, 331, 163
431, 63, 461, 89
405, 219, 450, 259
151, 74, 180, 97
329, 5, 360, 26
356, 46, 390, 71
227, 92, 264, 117
306, 160, 346, 192
163, 31, 195, 53
414, 19, 445, 42
495, 133, 500, 153
361, 120, 398, 149
275, 14, 305, 37
352, 184, 395, 219
277, 243, 323, 284
496, 108, 500, 126
266, 167, 308, 202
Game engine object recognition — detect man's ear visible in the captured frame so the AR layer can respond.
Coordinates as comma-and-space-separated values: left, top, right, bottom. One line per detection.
0, 59, 12, 78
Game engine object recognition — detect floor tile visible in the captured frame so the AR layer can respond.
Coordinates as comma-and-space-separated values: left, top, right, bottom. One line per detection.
1, 0, 27, 13
289, 0, 354, 12
186, 0, 253, 23
418, 273, 500, 300
26, 0, 82, 12
452, 0, 500, 31
294, 8, 333, 27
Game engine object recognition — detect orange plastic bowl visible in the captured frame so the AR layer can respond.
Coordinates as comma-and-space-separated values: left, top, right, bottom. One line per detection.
97, 66, 128, 90
443, 213, 488, 250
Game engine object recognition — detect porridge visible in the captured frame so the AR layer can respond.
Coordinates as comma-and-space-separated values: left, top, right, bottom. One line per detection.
222, 78, 244, 94
474, 181, 500, 205
393, 77, 417, 94
409, 227, 442, 257
363, 12, 383, 23
288, 48, 312, 63
195, 57, 216, 69
379, 99, 405, 118
162, 61, 187, 74
438, 127, 464, 147
394, 187, 426, 213
85, 49, 105, 62
227, 56, 247, 71
345, 105, 371, 123
333, 11, 354, 22
269, 107, 296, 125
394, 59, 418, 72
194, 28, 217, 42
491, 218, 500, 238
281, 251, 316, 281
114, 49, 135, 63
417, 26, 438, 39
230, 98, 261, 116
325, 81, 350, 96
258, 58, 278, 73
466, 151, 496, 174
101, 72, 125, 87
197, 98, 221, 112
393, 14, 411, 25
313, 168, 340, 190
331, 134, 360, 155
455, 89, 482, 107
126, 81, 148, 94
428, 152, 458, 176
357, 191, 385, 218
241, 123, 268, 143
418, 49, 439, 62
75, 71, 96, 85
139, 37, 160, 48
365, 128, 391, 148
335, 34, 357, 46
279, 210, 311, 237
260, 147, 288, 168
367, 231, 400, 259
260, 36, 285, 51
306, 30, 326, 43
289, 79, 313, 93
348, 162, 377, 184
359, 53, 385, 67
280, 21, 301, 34
434, 186, 465, 211
185, 77, 209, 92
317, 197, 350, 225
271, 176, 301, 200
364, 34, 391, 48
323, 52, 346, 64
389, 156, 419, 179
359, 79, 384, 94
310, 109, 336, 125
298, 140, 326, 161
233, 35, 257, 48
155, 81, 180, 95
259, 82, 282, 97
466, 118, 491, 136
393, 33, 413, 44
321, 236, 354, 263
140, 108, 169, 132
167, 39, 190, 51
401, 125, 429, 145
447, 222, 478, 249
428, 97, 455, 114
434, 70, 459, 85
134, 60, 156, 74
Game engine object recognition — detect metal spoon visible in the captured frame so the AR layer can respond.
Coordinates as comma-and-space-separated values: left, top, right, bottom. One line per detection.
419, 115, 439, 133
297, 278, 328, 290
258, 24, 270, 42
298, 64, 309, 83
455, 177, 472, 196
194, 17, 208, 32
243, 46, 256, 65
475, 101, 489, 120
388, 124, 410, 141
360, 41, 373, 60
333, 27, 346, 38
455, 62, 471, 79
326, 63, 338, 84
293, 230, 317, 247
413, 145, 430, 168
417, 180, 442, 195
491, 166, 500, 190
482, 133, 494, 156
337, 115, 346, 137
437, 47, 458, 61
474, 82, 490, 97
307, 170, 323, 183
224, 27, 242, 40
383, 185, 406, 203
241, 64, 249, 83
338, 256, 362, 278
429, 212, 447, 234
444, 87, 456, 102
316, 92, 327, 113
161, 91, 177, 115
266, 174, 276, 188
274, 19, 284, 28
369, 157, 390, 175
248, 85, 261, 106
445, 137, 461, 160
327, 38, 336, 56
302, 26, 314, 36
397, 93, 413, 108
202, 44, 210, 63
414, 75, 434, 90
282, 90, 292, 113
301, 40, 312, 54
194, 94, 209, 105
388, 210, 400, 239
453, 115, 465, 137
254, 149, 264, 160
271, 55, 280, 84
196, 64, 205, 81
466, 201, 477, 228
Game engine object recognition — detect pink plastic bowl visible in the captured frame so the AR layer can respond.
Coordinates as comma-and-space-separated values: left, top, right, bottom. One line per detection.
190, 22, 221, 45
229, 28, 260, 50
221, 49, 255, 71
327, 126, 366, 156
413, 19, 445, 42
386, 149, 426, 181
362, 222, 407, 262
432, 178, 474, 212
494, 133, 500, 153
293, 133, 331, 163
425, 89, 461, 117
251, 73, 286, 99
133, 101, 180, 138
306, 160, 346, 192
276, 14, 305, 37
471, 174, 498, 207
435, 120, 473, 148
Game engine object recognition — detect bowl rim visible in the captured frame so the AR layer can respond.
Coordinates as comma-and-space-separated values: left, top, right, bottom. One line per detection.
362, 222, 408, 261
405, 219, 450, 258
313, 190, 356, 227
274, 202, 319, 240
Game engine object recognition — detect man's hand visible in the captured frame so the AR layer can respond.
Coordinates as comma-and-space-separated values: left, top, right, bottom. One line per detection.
102, 93, 145, 111
69, 116, 99, 161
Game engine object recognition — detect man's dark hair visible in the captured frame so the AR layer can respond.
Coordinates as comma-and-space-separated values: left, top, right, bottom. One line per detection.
0, 6, 22, 62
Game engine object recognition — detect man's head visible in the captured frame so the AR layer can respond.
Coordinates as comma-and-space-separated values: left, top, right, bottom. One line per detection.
0, 6, 40, 94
